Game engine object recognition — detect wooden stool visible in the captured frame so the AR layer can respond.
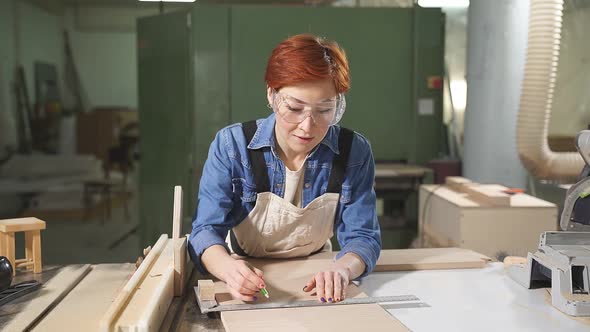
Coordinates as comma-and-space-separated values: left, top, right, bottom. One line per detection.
0, 217, 46, 275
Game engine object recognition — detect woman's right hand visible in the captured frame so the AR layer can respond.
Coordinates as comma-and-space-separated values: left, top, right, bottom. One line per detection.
220, 259, 265, 302
201, 245, 265, 302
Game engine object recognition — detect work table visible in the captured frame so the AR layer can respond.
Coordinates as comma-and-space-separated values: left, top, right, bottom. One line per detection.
171, 263, 588, 331
1, 261, 588, 331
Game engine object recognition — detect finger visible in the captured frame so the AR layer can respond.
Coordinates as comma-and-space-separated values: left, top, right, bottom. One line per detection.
245, 262, 265, 281
252, 267, 264, 280
315, 273, 326, 303
333, 272, 343, 302
303, 276, 316, 293
236, 264, 264, 292
324, 271, 334, 302
226, 275, 258, 296
229, 287, 258, 302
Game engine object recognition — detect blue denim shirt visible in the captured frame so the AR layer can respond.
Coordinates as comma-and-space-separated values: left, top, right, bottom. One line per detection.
188, 113, 381, 276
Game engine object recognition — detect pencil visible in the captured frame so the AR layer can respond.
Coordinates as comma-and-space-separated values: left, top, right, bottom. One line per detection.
260, 287, 270, 298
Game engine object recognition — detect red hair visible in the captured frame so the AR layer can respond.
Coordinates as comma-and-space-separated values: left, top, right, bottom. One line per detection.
265, 34, 350, 93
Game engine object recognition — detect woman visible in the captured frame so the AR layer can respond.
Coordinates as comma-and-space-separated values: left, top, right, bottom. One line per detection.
188, 34, 381, 303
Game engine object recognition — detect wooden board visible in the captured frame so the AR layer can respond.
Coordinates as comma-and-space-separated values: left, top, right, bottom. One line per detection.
0, 217, 46, 232
114, 240, 175, 332
214, 256, 365, 306
221, 303, 409, 332
99, 234, 168, 332
445, 177, 511, 206
174, 237, 187, 296
374, 247, 490, 271
3, 264, 91, 332
266, 249, 490, 273
212, 256, 409, 332
33, 264, 135, 331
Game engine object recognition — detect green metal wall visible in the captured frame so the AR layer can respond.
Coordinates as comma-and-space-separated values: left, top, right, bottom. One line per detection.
137, 11, 193, 246
138, 5, 445, 247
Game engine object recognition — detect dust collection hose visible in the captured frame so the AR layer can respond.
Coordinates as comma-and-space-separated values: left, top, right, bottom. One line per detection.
517, 0, 584, 181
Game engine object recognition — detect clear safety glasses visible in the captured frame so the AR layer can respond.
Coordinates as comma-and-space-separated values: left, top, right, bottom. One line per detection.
271, 89, 346, 126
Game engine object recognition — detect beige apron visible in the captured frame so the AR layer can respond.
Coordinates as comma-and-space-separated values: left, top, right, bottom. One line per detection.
229, 191, 339, 258
228, 120, 354, 258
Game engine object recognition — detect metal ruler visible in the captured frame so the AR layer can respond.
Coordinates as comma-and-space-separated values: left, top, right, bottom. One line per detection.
195, 287, 421, 313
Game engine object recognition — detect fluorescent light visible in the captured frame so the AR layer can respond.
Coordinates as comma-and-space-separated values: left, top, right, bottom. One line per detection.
418, 0, 469, 8
139, 0, 196, 2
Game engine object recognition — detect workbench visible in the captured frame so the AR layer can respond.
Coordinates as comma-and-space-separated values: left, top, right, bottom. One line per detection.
172, 263, 588, 331
2, 262, 587, 331
374, 163, 431, 229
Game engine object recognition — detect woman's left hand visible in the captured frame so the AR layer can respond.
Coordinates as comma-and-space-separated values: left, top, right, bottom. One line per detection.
303, 265, 351, 303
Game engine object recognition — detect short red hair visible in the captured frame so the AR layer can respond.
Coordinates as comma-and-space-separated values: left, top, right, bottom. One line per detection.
265, 34, 350, 93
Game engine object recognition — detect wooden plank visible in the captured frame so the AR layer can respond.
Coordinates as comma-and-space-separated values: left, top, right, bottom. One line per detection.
99, 234, 168, 332
174, 237, 187, 297
172, 186, 183, 239
32, 264, 135, 331
172, 186, 184, 296
374, 248, 491, 272
136, 266, 174, 331
445, 176, 473, 188
264, 249, 490, 273
445, 177, 511, 206
3, 264, 91, 332
114, 240, 175, 332
222, 303, 409, 332
0, 217, 46, 233
213, 256, 366, 307
462, 185, 511, 206
197, 280, 216, 301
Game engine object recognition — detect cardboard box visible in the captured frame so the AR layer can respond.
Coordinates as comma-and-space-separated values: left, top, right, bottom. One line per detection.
419, 183, 558, 259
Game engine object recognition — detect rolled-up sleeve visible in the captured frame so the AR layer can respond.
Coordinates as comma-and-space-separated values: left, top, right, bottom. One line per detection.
188, 129, 236, 274
335, 135, 381, 278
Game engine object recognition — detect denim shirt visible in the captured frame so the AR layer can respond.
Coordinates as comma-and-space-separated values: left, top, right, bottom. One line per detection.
188, 113, 381, 276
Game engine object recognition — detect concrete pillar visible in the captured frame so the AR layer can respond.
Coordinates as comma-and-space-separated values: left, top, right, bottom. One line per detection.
463, 0, 529, 187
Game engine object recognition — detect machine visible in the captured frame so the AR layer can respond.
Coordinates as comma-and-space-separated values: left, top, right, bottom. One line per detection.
508, 129, 590, 316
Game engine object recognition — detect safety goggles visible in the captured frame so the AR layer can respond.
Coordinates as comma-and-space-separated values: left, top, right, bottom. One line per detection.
271, 89, 346, 126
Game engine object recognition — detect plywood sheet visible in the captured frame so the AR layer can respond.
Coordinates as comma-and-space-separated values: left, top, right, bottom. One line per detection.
33, 264, 135, 331
374, 248, 490, 272
213, 256, 409, 332
244, 248, 490, 275
214, 256, 365, 306
221, 303, 409, 332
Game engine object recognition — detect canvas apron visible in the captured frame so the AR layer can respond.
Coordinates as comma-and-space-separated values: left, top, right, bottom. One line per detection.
228, 120, 354, 258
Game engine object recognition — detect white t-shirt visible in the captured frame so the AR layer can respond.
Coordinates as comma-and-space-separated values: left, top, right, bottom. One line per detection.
283, 161, 306, 207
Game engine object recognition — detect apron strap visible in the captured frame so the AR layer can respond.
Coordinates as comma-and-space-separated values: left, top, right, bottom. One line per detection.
242, 120, 271, 193
326, 127, 354, 193
229, 228, 249, 257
